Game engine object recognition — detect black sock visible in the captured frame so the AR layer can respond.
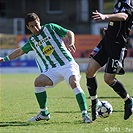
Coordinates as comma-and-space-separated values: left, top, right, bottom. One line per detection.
125, 98, 132, 104
92, 99, 98, 105
110, 80, 130, 103
86, 77, 97, 96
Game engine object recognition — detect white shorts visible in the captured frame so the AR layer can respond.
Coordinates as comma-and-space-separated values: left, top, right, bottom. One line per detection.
41, 61, 81, 87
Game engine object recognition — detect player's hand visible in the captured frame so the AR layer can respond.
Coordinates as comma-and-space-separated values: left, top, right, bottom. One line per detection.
67, 44, 76, 53
0, 57, 4, 62
92, 10, 107, 21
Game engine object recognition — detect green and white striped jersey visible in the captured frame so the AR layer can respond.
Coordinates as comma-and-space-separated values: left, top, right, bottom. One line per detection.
22, 23, 74, 72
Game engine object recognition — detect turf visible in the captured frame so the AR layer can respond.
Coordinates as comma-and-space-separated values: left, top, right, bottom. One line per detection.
0, 72, 133, 133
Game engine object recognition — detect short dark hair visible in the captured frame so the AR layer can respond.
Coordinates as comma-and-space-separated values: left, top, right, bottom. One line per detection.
25, 13, 40, 26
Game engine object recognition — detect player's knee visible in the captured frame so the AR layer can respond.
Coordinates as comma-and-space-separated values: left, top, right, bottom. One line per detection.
69, 79, 79, 89
85, 67, 94, 77
34, 77, 43, 87
104, 75, 114, 86
69, 75, 80, 89
70, 81, 78, 89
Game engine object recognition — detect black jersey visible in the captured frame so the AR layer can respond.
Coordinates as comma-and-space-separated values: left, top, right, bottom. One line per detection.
105, 0, 133, 45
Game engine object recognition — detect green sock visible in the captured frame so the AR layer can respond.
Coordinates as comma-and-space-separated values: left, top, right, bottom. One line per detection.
35, 91, 49, 116
41, 110, 49, 116
76, 92, 88, 112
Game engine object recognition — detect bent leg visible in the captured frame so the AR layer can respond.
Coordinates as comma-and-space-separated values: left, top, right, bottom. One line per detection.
69, 75, 88, 112
104, 73, 133, 120
69, 75, 91, 122
104, 73, 130, 100
86, 58, 101, 121
34, 74, 53, 116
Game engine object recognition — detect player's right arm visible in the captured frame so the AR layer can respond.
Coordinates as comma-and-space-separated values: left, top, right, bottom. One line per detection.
0, 48, 25, 62
92, 10, 128, 22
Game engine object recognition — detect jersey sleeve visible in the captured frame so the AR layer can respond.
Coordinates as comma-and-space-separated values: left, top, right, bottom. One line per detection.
48, 23, 68, 38
21, 40, 33, 54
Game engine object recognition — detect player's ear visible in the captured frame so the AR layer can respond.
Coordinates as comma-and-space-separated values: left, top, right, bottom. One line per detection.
37, 18, 40, 23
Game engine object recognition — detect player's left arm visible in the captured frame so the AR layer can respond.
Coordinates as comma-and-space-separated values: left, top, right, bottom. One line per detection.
92, 10, 128, 21
65, 30, 76, 53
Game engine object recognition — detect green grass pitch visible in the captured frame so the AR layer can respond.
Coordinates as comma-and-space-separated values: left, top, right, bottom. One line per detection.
0, 72, 133, 133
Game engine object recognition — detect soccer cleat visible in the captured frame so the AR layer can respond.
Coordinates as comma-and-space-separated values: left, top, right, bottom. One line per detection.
91, 99, 102, 121
124, 98, 133, 120
82, 115, 92, 123
29, 112, 50, 122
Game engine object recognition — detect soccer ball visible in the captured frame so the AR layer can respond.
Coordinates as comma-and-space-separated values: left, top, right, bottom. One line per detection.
97, 101, 113, 118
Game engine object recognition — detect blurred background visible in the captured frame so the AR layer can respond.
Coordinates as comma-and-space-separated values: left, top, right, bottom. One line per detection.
0, 0, 133, 73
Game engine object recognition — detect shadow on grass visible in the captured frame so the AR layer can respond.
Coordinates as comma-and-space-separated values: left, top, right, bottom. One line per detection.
53, 110, 123, 114
0, 121, 85, 126
0, 121, 30, 127
87, 96, 121, 99
50, 96, 133, 99
52, 110, 79, 113
88, 96, 133, 99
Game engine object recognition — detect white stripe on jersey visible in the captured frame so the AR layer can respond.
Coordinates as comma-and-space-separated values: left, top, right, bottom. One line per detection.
39, 28, 63, 67
30, 36, 51, 71
44, 27, 73, 66
36, 35, 55, 69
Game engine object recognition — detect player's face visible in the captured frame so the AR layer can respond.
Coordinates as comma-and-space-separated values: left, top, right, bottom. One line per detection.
27, 19, 41, 36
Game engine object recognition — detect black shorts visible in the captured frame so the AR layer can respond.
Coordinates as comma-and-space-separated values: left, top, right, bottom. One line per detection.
90, 37, 127, 74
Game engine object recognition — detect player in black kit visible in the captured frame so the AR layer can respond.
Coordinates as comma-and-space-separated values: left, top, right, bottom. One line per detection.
86, 0, 133, 121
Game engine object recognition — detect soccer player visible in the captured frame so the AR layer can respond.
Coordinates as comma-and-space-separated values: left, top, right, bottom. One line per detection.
86, 0, 133, 121
0, 13, 91, 123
